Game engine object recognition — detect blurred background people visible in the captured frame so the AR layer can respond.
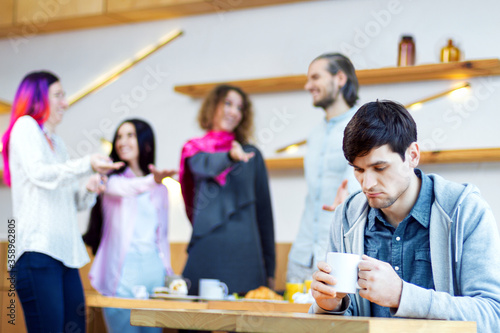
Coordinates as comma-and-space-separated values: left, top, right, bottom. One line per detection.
85, 119, 176, 333
179, 84, 275, 296
287, 53, 361, 284
2, 71, 121, 332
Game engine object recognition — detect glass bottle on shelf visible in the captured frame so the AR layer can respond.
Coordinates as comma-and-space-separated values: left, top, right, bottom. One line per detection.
398, 35, 416, 67
440, 39, 461, 62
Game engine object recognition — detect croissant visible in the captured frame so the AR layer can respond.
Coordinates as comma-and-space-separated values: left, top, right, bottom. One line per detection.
244, 286, 284, 300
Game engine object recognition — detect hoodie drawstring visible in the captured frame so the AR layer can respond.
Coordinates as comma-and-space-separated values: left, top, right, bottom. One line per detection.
455, 205, 460, 263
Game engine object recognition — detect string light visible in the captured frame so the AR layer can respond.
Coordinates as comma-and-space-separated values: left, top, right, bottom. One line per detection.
0, 29, 183, 114
100, 138, 113, 156
68, 28, 183, 106
275, 140, 307, 154
448, 84, 471, 101
162, 176, 180, 188
407, 102, 423, 111
0, 99, 11, 113
283, 144, 299, 154
404, 82, 470, 110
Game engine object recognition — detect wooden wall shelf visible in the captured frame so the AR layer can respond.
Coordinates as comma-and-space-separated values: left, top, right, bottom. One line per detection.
265, 147, 500, 170
0, 0, 308, 38
174, 58, 500, 97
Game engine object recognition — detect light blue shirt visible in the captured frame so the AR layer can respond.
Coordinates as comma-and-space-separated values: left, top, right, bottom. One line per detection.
289, 107, 360, 268
129, 191, 159, 254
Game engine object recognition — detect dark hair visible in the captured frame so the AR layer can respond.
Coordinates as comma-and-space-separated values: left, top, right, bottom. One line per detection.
197, 84, 254, 143
83, 119, 156, 255
313, 53, 359, 107
109, 119, 155, 176
343, 100, 417, 163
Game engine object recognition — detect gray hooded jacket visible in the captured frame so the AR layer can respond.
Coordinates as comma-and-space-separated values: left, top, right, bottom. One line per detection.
311, 172, 500, 332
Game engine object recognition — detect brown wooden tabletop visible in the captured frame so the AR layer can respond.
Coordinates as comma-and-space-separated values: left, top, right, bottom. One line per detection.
130, 308, 476, 333
86, 294, 311, 312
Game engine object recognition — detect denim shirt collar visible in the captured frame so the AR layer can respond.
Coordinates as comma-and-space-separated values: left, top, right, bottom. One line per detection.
367, 168, 434, 230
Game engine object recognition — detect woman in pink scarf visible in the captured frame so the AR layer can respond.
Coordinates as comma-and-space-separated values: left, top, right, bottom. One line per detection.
180, 84, 276, 296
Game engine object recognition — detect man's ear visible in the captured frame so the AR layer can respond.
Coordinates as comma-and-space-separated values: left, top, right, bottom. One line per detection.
336, 70, 348, 88
407, 142, 420, 168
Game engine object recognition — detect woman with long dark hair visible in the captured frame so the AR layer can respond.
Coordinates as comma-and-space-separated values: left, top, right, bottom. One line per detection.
85, 119, 176, 333
2, 71, 122, 332
179, 84, 276, 296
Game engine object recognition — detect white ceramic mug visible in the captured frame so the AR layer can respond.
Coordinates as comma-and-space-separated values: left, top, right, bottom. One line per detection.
199, 279, 228, 300
326, 252, 361, 294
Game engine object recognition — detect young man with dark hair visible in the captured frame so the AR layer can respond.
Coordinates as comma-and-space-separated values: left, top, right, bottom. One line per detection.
287, 53, 361, 283
310, 100, 500, 332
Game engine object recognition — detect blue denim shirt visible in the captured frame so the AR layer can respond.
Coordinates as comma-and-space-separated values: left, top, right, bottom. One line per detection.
364, 169, 435, 317
289, 107, 360, 269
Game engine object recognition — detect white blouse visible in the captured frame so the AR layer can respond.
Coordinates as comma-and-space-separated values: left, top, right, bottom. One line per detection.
9, 116, 94, 268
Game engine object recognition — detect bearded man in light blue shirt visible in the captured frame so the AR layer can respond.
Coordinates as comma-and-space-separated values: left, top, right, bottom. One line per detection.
287, 53, 361, 283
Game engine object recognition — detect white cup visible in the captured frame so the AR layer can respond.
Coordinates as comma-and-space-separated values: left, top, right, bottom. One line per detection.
326, 252, 361, 294
199, 279, 229, 300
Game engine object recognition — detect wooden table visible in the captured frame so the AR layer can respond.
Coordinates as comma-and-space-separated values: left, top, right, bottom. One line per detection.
86, 294, 310, 312
86, 294, 311, 332
130, 308, 477, 333
86, 294, 208, 311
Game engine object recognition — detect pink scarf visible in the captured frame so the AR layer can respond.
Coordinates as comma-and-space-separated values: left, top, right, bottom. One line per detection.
179, 130, 235, 223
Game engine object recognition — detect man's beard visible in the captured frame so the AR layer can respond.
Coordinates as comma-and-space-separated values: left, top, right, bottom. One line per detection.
365, 175, 411, 210
366, 196, 398, 210
314, 82, 341, 109
314, 95, 335, 109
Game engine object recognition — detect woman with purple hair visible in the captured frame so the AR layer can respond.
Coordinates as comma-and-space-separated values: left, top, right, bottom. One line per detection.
2, 71, 122, 332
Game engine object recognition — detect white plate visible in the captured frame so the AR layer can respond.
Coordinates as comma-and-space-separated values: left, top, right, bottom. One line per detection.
150, 293, 201, 301
150, 293, 237, 301
235, 298, 288, 303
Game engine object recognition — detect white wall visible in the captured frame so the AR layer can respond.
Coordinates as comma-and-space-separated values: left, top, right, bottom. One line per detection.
1, 0, 500, 242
